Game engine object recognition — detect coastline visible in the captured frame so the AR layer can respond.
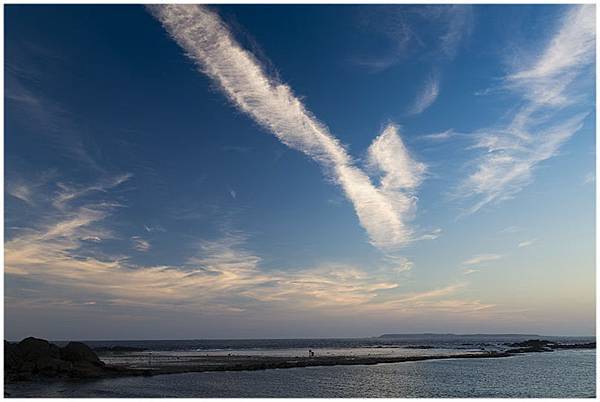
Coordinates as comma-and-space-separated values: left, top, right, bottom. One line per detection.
100, 350, 511, 378
6, 349, 596, 398
5, 337, 595, 384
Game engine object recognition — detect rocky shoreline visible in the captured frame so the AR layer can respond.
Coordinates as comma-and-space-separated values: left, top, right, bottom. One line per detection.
5, 337, 595, 384
503, 339, 596, 353
5, 338, 141, 382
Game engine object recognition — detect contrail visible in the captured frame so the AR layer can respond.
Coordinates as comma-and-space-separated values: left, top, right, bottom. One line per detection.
149, 5, 425, 250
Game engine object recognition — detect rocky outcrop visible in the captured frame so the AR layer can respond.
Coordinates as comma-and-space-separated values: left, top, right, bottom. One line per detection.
61, 342, 103, 365
5, 337, 116, 381
553, 342, 596, 349
504, 339, 596, 354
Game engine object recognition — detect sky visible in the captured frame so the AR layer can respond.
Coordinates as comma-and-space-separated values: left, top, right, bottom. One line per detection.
4, 4, 596, 340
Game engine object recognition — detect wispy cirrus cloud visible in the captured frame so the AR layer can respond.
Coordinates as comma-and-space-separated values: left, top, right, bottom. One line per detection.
131, 236, 151, 252
354, 6, 471, 117
505, 6, 594, 106
408, 72, 440, 115
6, 171, 59, 208
149, 5, 426, 250
500, 226, 521, 234
458, 5, 594, 214
460, 253, 503, 275
6, 174, 486, 318
420, 129, 459, 142
6, 63, 103, 173
462, 253, 503, 266
144, 224, 166, 233
436, 5, 473, 60
369, 282, 495, 315
53, 173, 132, 210
517, 239, 536, 248
354, 5, 472, 72
7, 182, 34, 205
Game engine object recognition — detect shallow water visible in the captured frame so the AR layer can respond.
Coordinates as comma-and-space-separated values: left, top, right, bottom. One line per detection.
99, 346, 475, 369
6, 350, 595, 398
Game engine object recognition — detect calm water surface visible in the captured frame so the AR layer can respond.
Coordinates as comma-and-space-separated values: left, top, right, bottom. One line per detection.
6, 350, 595, 398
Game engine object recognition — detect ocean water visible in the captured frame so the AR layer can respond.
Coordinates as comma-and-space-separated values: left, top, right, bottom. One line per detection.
6, 335, 596, 398
53, 334, 595, 352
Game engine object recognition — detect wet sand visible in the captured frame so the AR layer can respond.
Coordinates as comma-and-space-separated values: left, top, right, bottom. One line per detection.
97, 350, 511, 377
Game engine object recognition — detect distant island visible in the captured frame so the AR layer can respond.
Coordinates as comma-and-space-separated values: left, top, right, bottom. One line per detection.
379, 333, 541, 338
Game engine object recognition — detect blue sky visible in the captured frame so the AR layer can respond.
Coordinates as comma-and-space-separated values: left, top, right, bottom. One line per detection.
5, 4, 595, 340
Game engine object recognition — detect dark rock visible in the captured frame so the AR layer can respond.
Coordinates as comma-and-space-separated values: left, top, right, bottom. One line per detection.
504, 339, 595, 354
503, 339, 556, 353
14, 371, 33, 382
5, 337, 114, 382
506, 346, 553, 354
4, 341, 22, 371
70, 361, 107, 378
505, 339, 555, 348
35, 356, 73, 375
18, 337, 60, 361
19, 361, 35, 373
552, 342, 596, 349
61, 342, 104, 366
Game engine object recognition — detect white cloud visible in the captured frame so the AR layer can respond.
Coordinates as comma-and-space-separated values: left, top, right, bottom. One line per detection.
6, 176, 488, 318
53, 173, 132, 210
584, 171, 595, 185
507, 5, 595, 105
391, 259, 414, 273
413, 228, 442, 241
355, 6, 472, 72
6, 173, 59, 206
4, 205, 395, 312
500, 226, 521, 234
369, 282, 495, 315
408, 73, 440, 115
131, 236, 151, 252
463, 112, 588, 215
517, 239, 536, 248
144, 224, 166, 233
420, 129, 457, 141
367, 124, 426, 191
462, 253, 503, 266
438, 5, 473, 59
7, 183, 34, 205
458, 5, 594, 213
149, 5, 426, 250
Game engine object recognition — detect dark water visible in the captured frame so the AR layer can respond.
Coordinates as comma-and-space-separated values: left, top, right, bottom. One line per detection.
52, 333, 595, 352
6, 335, 596, 398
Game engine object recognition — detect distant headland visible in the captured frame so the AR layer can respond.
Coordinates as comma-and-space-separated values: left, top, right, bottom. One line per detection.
378, 333, 541, 338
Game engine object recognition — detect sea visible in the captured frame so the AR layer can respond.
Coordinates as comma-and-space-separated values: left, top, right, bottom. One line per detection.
5, 334, 596, 398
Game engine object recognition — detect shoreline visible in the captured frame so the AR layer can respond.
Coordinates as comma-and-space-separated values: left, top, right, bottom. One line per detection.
5, 337, 595, 384
107, 350, 511, 378
6, 348, 595, 399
